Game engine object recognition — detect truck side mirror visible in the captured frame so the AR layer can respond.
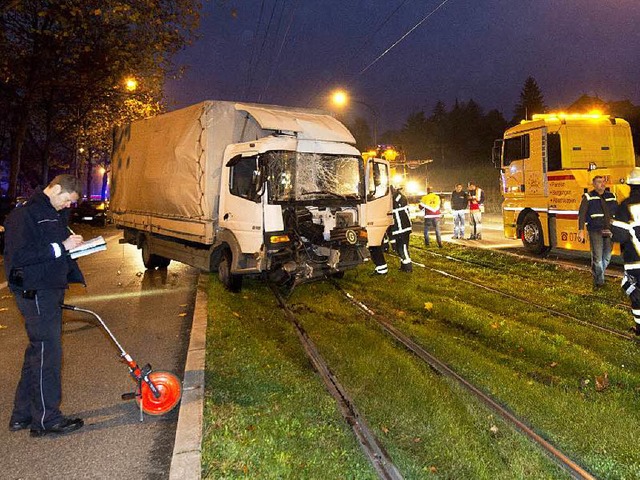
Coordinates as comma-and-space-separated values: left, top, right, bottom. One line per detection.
248, 170, 264, 202
492, 139, 503, 168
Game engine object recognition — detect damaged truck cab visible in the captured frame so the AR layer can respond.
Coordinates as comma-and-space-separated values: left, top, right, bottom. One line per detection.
111, 101, 391, 290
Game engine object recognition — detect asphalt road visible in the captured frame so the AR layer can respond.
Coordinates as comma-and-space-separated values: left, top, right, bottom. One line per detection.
0, 224, 199, 479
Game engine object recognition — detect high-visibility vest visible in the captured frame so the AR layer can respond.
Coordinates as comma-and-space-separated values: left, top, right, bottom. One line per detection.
419, 193, 441, 218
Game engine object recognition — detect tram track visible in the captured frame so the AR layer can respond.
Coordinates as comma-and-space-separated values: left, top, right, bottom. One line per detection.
329, 281, 596, 480
415, 246, 629, 311
404, 249, 634, 341
269, 284, 404, 480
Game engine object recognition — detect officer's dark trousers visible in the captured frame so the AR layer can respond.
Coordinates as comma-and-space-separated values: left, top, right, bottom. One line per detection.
11, 289, 65, 430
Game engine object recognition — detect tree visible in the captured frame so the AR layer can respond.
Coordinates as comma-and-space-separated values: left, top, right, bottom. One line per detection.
347, 117, 373, 152
0, 0, 201, 198
513, 76, 547, 122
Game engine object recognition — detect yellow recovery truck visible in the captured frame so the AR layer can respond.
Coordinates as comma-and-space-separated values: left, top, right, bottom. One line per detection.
493, 112, 636, 254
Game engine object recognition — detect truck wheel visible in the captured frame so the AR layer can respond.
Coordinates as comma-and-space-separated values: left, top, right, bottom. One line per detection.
521, 213, 549, 254
141, 240, 169, 269
219, 250, 243, 292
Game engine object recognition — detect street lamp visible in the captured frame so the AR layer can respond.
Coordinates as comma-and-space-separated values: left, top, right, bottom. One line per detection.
124, 76, 138, 92
330, 90, 379, 147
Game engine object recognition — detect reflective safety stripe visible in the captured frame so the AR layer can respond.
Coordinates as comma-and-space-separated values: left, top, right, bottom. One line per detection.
590, 213, 604, 217
632, 308, 640, 317
624, 263, 640, 270
375, 264, 388, 274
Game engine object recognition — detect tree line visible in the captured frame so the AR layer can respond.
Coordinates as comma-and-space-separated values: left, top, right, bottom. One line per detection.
0, 0, 200, 199
349, 76, 640, 173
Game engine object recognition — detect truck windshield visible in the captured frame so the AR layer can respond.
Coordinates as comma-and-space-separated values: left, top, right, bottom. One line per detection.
265, 151, 364, 203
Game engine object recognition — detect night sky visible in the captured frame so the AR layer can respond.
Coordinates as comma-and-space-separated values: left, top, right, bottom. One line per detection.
164, 0, 640, 131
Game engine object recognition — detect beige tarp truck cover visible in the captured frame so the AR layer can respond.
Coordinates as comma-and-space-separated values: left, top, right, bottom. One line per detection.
110, 100, 355, 244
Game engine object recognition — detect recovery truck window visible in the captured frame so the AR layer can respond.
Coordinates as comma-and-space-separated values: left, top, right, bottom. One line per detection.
503, 134, 530, 166
547, 133, 562, 171
230, 156, 258, 200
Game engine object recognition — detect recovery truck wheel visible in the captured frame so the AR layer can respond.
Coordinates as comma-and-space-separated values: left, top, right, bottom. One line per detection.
521, 213, 549, 255
141, 240, 171, 269
219, 249, 243, 292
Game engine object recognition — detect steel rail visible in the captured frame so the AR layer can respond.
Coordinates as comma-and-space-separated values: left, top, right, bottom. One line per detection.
416, 247, 629, 311
269, 284, 404, 480
333, 282, 597, 480
403, 252, 634, 341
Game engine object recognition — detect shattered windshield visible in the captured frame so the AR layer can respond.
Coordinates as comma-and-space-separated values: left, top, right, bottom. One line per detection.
265, 151, 364, 203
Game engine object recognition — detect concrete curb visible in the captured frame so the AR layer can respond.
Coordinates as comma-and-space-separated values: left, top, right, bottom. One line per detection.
169, 273, 209, 480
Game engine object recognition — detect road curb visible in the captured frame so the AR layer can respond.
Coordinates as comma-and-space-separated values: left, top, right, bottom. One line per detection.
169, 273, 209, 480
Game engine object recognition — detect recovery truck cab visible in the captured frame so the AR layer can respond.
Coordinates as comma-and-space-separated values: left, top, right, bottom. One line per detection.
111, 101, 391, 290
494, 112, 636, 254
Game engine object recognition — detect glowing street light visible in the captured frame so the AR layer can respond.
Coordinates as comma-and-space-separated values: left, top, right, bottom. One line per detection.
330, 89, 379, 146
124, 76, 138, 92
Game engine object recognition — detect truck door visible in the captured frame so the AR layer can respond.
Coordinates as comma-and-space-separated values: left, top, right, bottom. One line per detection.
219, 147, 264, 254
524, 129, 548, 199
364, 159, 393, 246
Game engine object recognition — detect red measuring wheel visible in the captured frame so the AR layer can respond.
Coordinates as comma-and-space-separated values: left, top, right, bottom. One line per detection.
137, 370, 182, 415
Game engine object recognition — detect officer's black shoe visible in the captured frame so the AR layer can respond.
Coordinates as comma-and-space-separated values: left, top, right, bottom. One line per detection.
9, 420, 31, 432
30, 417, 84, 437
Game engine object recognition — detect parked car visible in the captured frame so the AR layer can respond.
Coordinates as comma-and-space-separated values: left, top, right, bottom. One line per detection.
71, 199, 109, 226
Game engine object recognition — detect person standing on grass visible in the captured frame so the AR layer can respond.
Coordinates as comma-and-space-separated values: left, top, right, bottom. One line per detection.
390, 186, 413, 272
611, 168, 640, 334
419, 187, 442, 247
467, 182, 484, 240
451, 183, 468, 240
578, 175, 617, 289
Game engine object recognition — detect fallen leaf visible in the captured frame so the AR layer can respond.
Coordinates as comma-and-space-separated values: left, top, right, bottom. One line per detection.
430, 466, 438, 473
381, 425, 389, 434
232, 312, 240, 318
490, 322, 499, 329
0, 307, 8, 312
424, 302, 433, 311
178, 313, 187, 317
595, 372, 609, 392
0, 324, 7, 329
179, 304, 187, 307
550, 362, 558, 368
413, 437, 421, 443
490, 425, 499, 435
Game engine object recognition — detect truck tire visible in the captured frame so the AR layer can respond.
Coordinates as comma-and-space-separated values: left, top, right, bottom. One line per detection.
521, 213, 549, 254
141, 240, 170, 269
219, 250, 243, 292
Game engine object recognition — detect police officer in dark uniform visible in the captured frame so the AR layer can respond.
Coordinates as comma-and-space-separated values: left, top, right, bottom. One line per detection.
612, 168, 640, 335
4, 175, 86, 436
390, 186, 412, 272
577, 175, 617, 288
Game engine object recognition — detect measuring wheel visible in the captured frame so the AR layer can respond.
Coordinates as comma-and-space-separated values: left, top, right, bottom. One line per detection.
137, 370, 182, 415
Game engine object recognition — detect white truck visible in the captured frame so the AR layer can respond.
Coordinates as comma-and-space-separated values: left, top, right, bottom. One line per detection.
110, 100, 392, 290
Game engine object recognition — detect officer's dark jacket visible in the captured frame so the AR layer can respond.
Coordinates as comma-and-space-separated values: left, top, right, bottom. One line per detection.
578, 189, 617, 232
4, 188, 84, 291
612, 187, 640, 267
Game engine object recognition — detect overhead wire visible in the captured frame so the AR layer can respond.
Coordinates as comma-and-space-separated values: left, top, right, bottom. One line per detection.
306, 0, 414, 107
359, 0, 452, 75
259, 0, 300, 102
245, 0, 281, 100
242, 0, 267, 98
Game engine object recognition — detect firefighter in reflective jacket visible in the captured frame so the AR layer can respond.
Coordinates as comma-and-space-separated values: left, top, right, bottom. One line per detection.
391, 186, 413, 272
612, 167, 640, 335
578, 175, 618, 287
